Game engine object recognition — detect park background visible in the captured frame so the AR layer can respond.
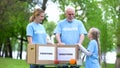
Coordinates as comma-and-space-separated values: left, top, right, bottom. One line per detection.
0, 0, 120, 68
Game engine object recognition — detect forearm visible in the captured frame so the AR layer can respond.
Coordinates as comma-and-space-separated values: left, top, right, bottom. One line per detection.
55, 33, 62, 43
78, 44, 92, 56
27, 36, 32, 44
79, 34, 85, 44
55, 33, 65, 45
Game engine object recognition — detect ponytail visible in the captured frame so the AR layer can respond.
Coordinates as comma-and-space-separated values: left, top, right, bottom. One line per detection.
29, 15, 35, 23
91, 28, 101, 65
29, 8, 44, 23
96, 37, 102, 65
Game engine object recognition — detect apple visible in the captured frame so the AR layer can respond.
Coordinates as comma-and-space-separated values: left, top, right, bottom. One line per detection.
54, 59, 59, 64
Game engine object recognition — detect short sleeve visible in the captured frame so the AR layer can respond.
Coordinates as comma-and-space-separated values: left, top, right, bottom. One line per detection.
26, 24, 33, 37
54, 23, 61, 35
78, 21, 87, 35
87, 40, 96, 53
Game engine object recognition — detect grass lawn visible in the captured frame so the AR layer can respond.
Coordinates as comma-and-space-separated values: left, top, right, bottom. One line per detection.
0, 57, 115, 68
102, 63, 115, 68
0, 57, 29, 68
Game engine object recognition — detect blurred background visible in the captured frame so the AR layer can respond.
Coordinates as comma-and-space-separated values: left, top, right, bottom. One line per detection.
0, 0, 120, 68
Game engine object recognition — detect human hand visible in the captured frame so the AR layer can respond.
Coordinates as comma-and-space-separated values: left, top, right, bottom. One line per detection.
47, 42, 54, 45
57, 42, 65, 46
76, 43, 82, 50
76, 43, 82, 46
28, 43, 33, 45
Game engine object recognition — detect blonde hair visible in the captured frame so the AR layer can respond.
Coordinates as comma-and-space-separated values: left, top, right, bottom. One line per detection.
29, 8, 44, 22
89, 28, 101, 64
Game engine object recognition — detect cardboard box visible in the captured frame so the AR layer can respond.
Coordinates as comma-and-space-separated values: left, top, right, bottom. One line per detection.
27, 44, 56, 64
27, 44, 36, 64
27, 44, 78, 64
57, 45, 79, 64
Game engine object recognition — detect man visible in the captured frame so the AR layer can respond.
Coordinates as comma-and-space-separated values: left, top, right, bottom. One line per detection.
54, 7, 87, 45
54, 7, 87, 68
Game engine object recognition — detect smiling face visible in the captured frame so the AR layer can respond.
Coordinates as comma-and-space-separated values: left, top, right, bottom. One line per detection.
88, 29, 93, 40
35, 13, 45, 23
32, 9, 45, 23
88, 28, 100, 40
65, 8, 75, 22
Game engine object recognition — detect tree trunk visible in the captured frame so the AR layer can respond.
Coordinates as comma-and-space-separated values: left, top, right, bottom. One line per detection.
7, 38, 12, 58
115, 46, 120, 68
115, 6, 120, 68
116, 58, 120, 68
103, 53, 107, 68
20, 36, 23, 59
4, 38, 12, 58
42, 0, 48, 11
0, 42, 2, 57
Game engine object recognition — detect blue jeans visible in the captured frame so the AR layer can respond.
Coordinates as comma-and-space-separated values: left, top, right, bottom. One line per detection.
30, 64, 45, 68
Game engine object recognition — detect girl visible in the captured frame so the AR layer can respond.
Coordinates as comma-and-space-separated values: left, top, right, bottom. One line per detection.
78, 27, 101, 68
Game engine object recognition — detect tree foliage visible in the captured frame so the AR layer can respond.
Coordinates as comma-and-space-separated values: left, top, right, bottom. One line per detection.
0, 0, 119, 66
0, 0, 31, 58
0, 0, 50, 59
52, 0, 118, 67
52, 0, 114, 52
43, 21, 56, 36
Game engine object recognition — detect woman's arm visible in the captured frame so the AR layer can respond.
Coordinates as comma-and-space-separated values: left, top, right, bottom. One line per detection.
27, 36, 32, 44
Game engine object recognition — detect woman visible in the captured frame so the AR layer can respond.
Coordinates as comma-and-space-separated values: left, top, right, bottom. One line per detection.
26, 8, 46, 68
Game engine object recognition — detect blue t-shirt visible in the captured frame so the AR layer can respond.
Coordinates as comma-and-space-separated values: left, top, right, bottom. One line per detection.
26, 22, 47, 44
54, 19, 87, 45
85, 40, 100, 68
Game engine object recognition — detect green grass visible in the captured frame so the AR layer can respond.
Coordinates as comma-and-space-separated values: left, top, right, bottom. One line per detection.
102, 63, 115, 68
0, 57, 115, 68
0, 57, 29, 68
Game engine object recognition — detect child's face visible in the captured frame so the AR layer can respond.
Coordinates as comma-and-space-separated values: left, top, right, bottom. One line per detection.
88, 30, 93, 40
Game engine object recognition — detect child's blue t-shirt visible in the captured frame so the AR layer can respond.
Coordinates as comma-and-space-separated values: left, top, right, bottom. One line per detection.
54, 19, 87, 45
26, 22, 47, 44
85, 40, 100, 68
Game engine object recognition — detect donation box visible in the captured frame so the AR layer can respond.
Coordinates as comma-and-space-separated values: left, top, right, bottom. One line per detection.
27, 44, 78, 64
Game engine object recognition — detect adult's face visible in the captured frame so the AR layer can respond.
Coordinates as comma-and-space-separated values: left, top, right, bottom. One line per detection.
65, 8, 75, 22
35, 13, 45, 23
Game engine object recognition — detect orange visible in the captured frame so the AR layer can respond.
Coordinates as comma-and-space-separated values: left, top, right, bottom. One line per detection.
69, 59, 76, 65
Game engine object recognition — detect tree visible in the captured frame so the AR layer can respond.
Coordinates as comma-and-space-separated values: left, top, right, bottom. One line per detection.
100, 0, 120, 67
0, 0, 52, 59
115, 5, 120, 68
43, 21, 56, 36
52, 0, 116, 68
0, 0, 32, 58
